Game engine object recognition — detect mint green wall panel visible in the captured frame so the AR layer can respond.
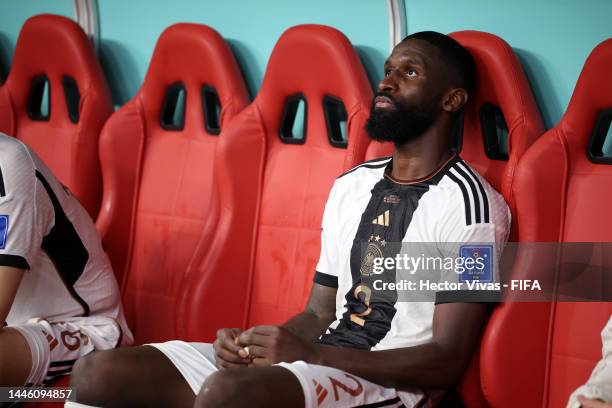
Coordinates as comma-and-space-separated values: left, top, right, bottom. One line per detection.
405, 0, 612, 128
97, 0, 388, 104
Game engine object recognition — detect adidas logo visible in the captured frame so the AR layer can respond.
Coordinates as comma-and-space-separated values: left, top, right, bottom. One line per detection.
371, 210, 390, 226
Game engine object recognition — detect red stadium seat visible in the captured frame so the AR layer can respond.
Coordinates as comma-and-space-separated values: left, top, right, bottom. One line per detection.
365, 31, 544, 407
177, 24, 373, 341
0, 14, 112, 218
95, 23, 249, 344
481, 38, 612, 408
366, 31, 544, 240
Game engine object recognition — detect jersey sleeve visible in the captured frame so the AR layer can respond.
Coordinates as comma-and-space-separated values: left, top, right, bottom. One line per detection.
313, 180, 340, 288
0, 146, 50, 269
434, 181, 511, 304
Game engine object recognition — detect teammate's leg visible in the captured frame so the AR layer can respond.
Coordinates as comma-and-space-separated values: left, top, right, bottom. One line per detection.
195, 366, 305, 408
0, 328, 32, 386
71, 346, 194, 408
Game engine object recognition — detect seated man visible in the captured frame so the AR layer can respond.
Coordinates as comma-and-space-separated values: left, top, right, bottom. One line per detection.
68, 31, 510, 408
568, 316, 612, 408
0, 134, 133, 386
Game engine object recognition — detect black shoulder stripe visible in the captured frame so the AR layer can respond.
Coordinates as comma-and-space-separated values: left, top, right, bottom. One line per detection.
447, 171, 472, 225
0, 165, 5, 197
452, 164, 482, 224
459, 161, 490, 223
338, 157, 391, 179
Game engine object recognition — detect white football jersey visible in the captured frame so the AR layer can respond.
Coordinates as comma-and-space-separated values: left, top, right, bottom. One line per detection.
314, 154, 510, 351
0, 134, 132, 345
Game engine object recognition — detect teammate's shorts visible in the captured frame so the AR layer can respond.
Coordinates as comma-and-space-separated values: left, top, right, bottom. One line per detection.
149, 340, 441, 408
11, 315, 123, 386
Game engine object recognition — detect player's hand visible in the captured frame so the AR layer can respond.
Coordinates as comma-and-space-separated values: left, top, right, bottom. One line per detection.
212, 328, 250, 369
235, 325, 319, 367
578, 396, 612, 408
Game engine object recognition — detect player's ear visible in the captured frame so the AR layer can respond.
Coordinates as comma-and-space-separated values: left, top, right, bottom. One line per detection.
441, 88, 468, 113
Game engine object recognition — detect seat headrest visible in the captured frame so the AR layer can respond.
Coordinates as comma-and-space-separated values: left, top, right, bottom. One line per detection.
11, 14, 101, 83
6, 14, 110, 124
560, 38, 612, 149
450, 30, 543, 161
137, 23, 249, 134
255, 24, 373, 149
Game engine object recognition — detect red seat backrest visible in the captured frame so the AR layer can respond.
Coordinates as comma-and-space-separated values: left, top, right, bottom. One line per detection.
245, 25, 372, 327
481, 38, 612, 408
177, 24, 372, 341
0, 14, 112, 218
96, 23, 248, 344
366, 31, 543, 239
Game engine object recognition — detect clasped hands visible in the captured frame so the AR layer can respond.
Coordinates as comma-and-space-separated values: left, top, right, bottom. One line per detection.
213, 326, 318, 369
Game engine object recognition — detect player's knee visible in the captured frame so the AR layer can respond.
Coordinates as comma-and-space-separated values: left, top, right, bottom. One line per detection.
0, 328, 33, 386
195, 369, 252, 408
71, 350, 124, 405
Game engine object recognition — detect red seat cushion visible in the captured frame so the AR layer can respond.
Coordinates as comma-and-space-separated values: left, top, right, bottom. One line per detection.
0, 14, 113, 218
96, 23, 249, 344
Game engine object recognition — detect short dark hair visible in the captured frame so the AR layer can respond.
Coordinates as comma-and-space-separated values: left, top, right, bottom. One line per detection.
402, 31, 476, 94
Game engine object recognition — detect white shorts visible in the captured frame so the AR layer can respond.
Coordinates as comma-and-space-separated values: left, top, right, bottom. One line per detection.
149, 341, 439, 408
11, 315, 123, 386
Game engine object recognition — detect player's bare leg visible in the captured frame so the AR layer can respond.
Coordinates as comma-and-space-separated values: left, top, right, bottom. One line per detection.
0, 328, 32, 386
195, 366, 304, 408
70, 346, 194, 408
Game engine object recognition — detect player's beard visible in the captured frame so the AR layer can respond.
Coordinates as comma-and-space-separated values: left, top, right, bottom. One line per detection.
365, 92, 438, 147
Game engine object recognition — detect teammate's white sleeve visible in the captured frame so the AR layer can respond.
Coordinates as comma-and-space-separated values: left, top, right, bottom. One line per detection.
0, 146, 52, 270
567, 316, 612, 407
314, 181, 340, 287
